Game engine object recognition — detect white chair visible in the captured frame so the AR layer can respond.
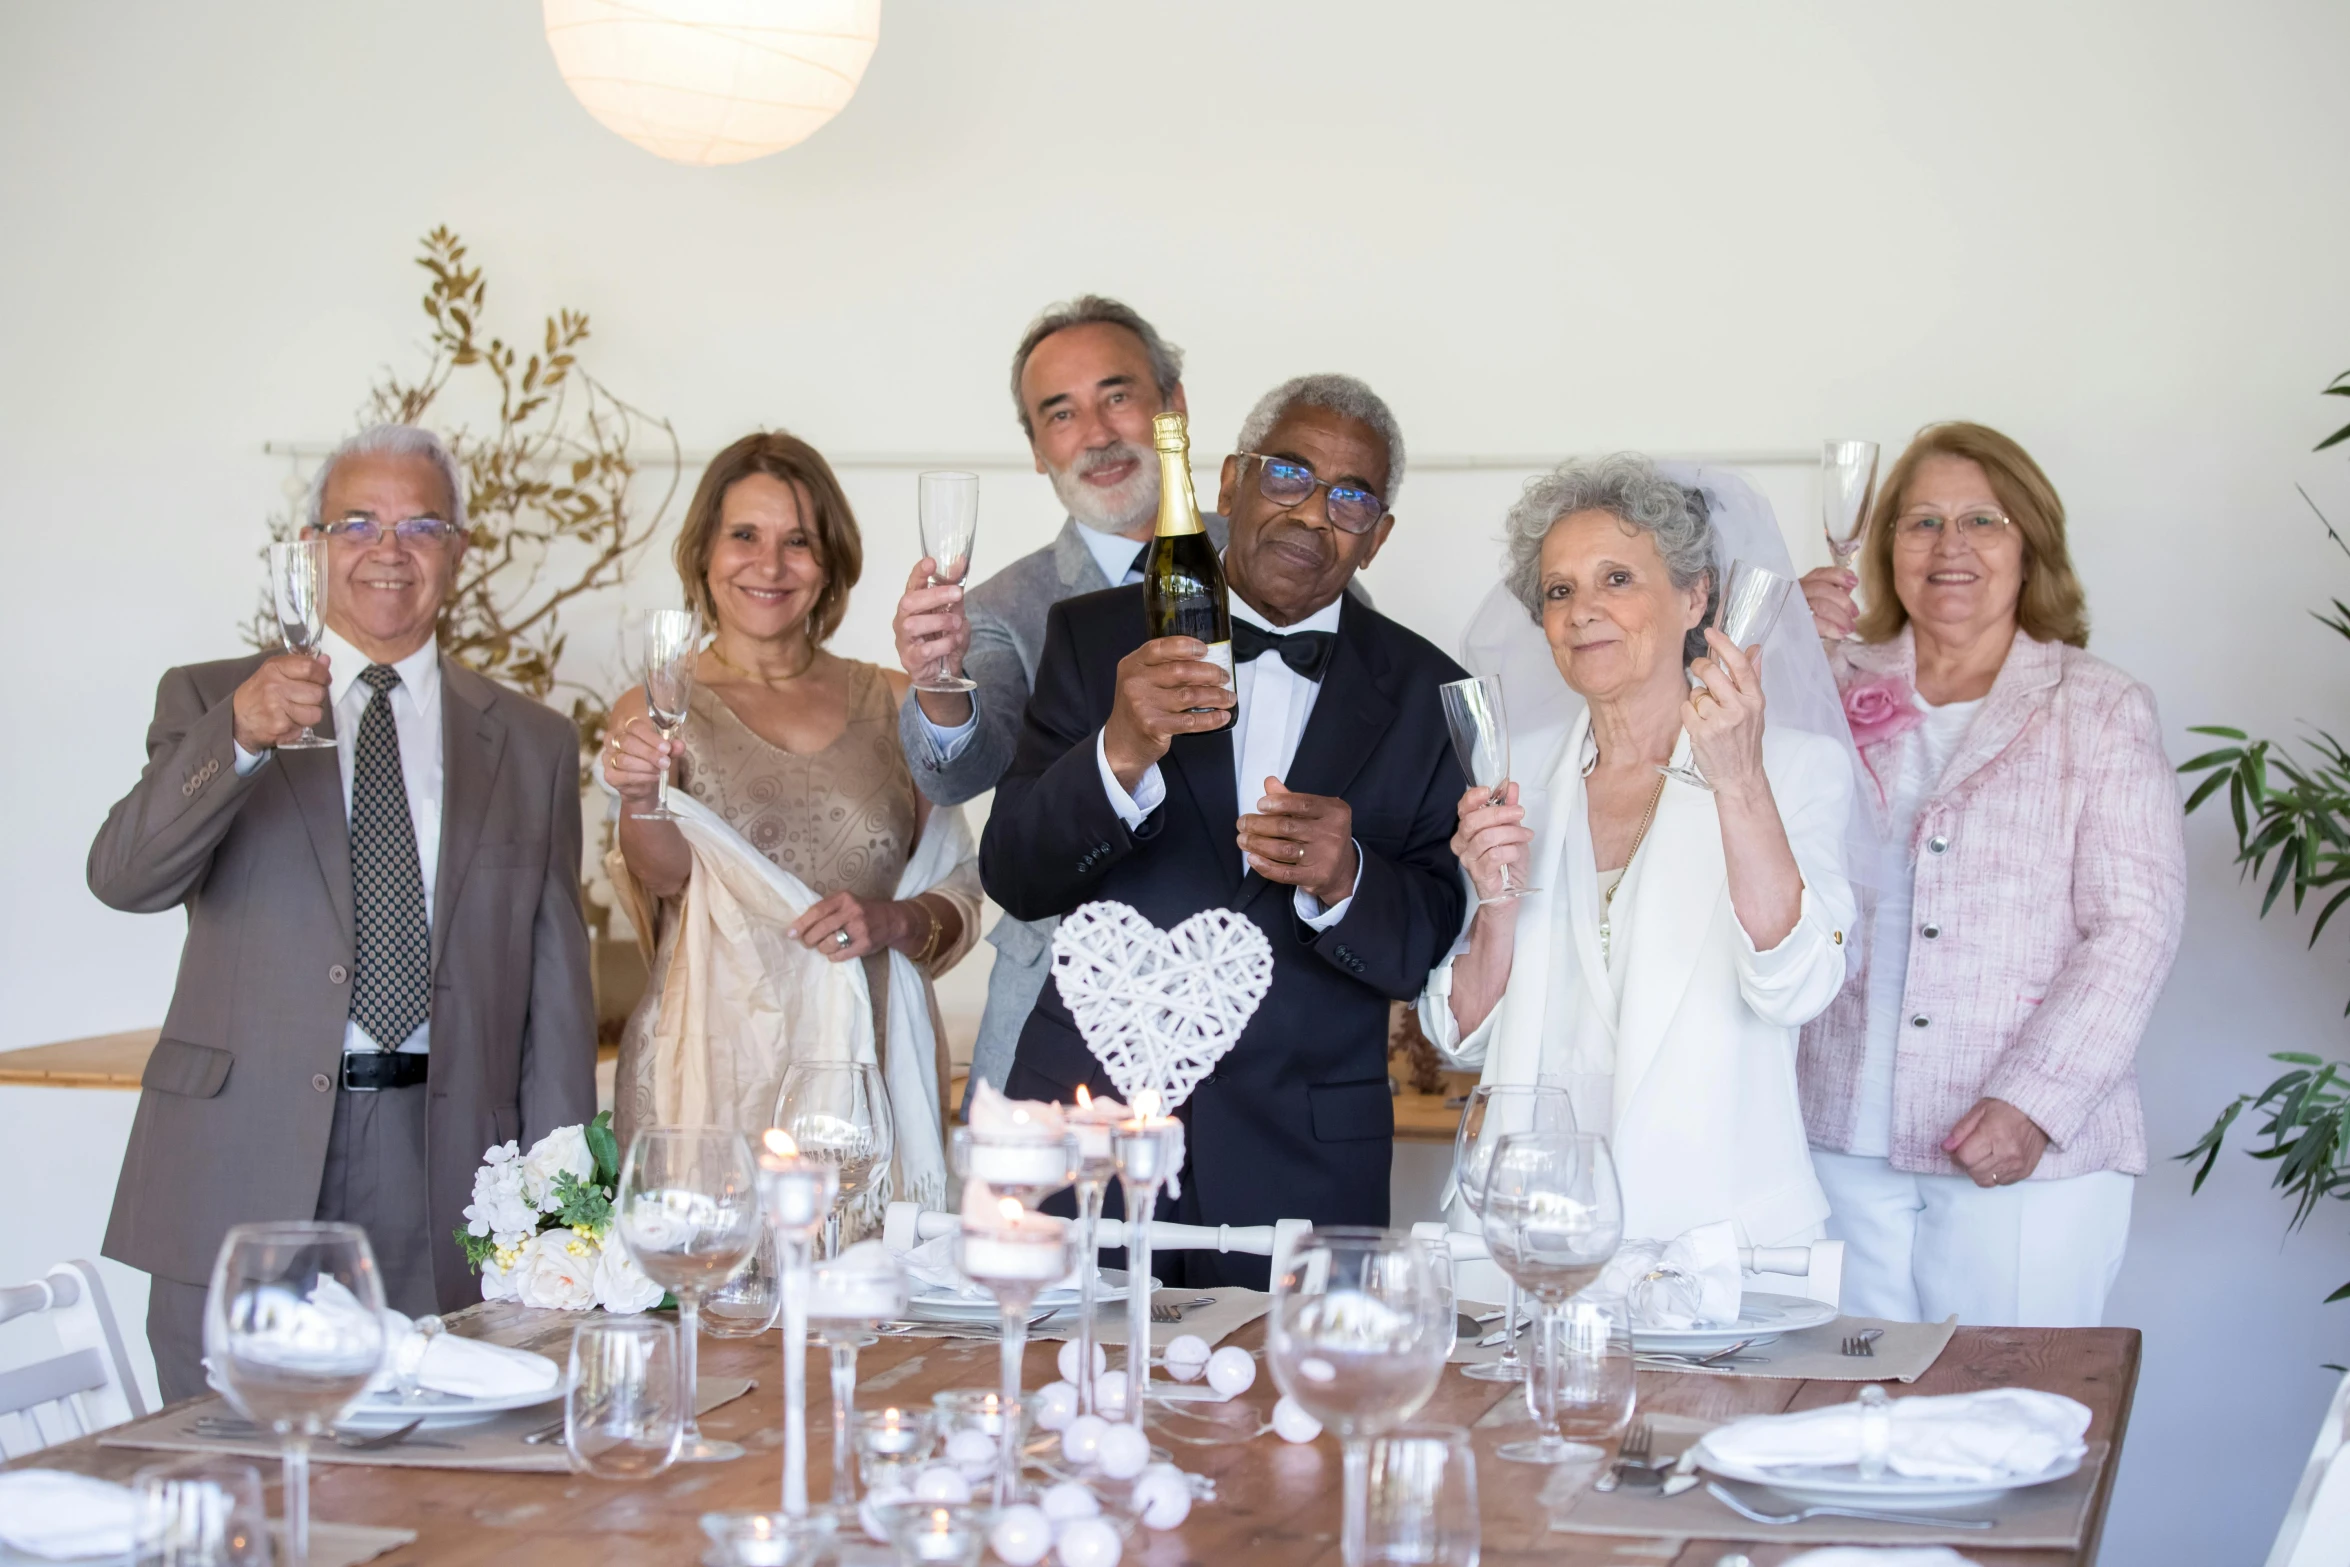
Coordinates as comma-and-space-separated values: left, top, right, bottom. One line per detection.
0, 1260, 149, 1458
1414, 1224, 1845, 1311
2268, 1370, 2350, 1567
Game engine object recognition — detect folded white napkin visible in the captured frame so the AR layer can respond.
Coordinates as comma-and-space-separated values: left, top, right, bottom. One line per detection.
900, 1234, 1090, 1301
1702, 1387, 2091, 1483
0, 1469, 139, 1559
370, 1310, 561, 1400
1594, 1222, 1742, 1329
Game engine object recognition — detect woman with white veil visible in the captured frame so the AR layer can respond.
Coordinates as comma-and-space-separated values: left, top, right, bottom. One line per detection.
1422, 455, 1868, 1250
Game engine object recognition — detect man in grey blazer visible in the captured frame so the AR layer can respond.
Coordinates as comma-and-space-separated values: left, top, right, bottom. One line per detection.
90, 425, 596, 1401
894, 297, 1225, 1102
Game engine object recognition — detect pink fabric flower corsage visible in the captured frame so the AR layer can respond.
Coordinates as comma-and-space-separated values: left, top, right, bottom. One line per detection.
1843, 674, 1922, 748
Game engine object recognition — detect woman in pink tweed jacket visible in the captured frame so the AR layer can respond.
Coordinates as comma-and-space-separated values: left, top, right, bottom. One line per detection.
1798, 422, 2185, 1329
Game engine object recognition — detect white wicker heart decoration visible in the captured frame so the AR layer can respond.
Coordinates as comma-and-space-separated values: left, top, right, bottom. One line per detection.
1050, 901, 1274, 1112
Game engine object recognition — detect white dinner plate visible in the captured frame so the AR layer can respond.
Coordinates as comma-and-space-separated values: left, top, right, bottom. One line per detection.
903, 1268, 1146, 1324
205, 1364, 567, 1429
1630, 1291, 1838, 1353
1694, 1438, 2082, 1511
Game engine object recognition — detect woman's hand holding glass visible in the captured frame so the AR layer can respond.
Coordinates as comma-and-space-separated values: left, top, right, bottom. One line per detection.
1449, 781, 1532, 905
604, 710, 677, 815
1680, 629, 1771, 795
1800, 566, 1861, 641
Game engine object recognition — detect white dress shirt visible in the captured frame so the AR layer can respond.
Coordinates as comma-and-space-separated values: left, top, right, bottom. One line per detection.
234, 627, 444, 1053
1094, 590, 1359, 927
919, 523, 1148, 762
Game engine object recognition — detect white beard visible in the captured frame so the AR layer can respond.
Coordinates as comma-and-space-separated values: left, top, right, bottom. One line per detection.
1047, 440, 1160, 534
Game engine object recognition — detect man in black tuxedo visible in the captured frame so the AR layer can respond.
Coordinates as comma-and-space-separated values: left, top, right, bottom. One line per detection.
980, 373, 1467, 1287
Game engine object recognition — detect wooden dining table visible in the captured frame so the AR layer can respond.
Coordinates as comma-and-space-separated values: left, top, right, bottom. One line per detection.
20, 1307, 2137, 1567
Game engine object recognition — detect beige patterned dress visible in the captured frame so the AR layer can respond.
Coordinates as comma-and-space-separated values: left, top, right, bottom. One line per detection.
612, 661, 980, 1145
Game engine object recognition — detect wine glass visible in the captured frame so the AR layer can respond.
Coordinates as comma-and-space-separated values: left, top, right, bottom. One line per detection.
1451, 1083, 1574, 1385
1478, 1132, 1625, 1464
203, 1221, 387, 1567
268, 540, 334, 750
1660, 558, 1797, 791
773, 1061, 894, 1259
1438, 675, 1538, 903
1267, 1229, 1449, 1567
616, 1126, 763, 1463
1821, 438, 1880, 643
633, 608, 702, 821
913, 471, 980, 693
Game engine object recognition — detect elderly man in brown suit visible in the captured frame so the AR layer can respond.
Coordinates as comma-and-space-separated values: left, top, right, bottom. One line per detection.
89, 424, 596, 1401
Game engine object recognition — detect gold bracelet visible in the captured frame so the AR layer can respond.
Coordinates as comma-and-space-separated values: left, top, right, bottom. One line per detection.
907, 899, 946, 968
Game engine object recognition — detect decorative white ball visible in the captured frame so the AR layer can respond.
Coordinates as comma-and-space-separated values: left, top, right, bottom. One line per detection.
859, 1483, 911, 1542
1206, 1346, 1257, 1397
990, 1504, 1055, 1567
1271, 1396, 1323, 1444
913, 1464, 973, 1503
1040, 1480, 1101, 1522
1131, 1466, 1192, 1529
1059, 1414, 1109, 1468
1054, 1515, 1122, 1567
1161, 1335, 1211, 1382
1058, 1339, 1109, 1384
1095, 1421, 1150, 1480
944, 1427, 998, 1477
1035, 1379, 1081, 1432
1094, 1370, 1130, 1418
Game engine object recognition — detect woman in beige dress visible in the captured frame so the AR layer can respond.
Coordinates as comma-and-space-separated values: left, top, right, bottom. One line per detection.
603, 432, 980, 1208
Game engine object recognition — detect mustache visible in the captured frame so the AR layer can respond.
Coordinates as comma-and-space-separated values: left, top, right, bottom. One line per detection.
1071, 440, 1149, 479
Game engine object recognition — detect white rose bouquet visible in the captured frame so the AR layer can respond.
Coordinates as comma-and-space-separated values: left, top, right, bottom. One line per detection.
455, 1111, 664, 1314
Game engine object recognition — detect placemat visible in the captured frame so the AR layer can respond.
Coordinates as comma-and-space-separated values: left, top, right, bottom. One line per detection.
879, 1289, 1267, 1350
1543, 1414, 2103, 1550
1451, 1310, 1955, 1383
0, 1521, 413, 1567
97, 1377, 754, 1474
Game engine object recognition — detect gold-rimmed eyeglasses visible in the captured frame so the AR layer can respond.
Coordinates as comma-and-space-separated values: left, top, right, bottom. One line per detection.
311, 513, 463, 549
1891, 507, 2013, 547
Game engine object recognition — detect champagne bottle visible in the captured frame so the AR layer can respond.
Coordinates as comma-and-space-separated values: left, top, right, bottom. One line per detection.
1143, 410, 1235, 731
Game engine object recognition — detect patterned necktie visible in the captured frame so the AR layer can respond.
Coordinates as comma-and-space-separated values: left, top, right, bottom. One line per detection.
348, 664, 431, 1050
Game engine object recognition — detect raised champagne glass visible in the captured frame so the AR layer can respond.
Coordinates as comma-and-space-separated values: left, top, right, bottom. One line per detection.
914, 472, 980, 693
269, 540, 334, 750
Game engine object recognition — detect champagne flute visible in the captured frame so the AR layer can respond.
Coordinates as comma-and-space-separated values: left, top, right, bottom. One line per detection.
1438, 674, 1539, 902
616, 1127, 763, 1463
1479, 1132, 1626, 1464
1266, 1229, 1449, 1567
1659, 558, 1797, 791
1450, 1083, 1575, 1384
1820, 438, 1880, 624
203, 1222, 386, 1567
633, 608, 701, 821
269, 540, 334, 750
773, 1061, 894, 1259
912, 471, 979, 693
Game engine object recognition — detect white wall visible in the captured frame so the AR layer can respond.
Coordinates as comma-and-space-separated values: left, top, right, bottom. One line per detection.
4, 1, 2347, 1554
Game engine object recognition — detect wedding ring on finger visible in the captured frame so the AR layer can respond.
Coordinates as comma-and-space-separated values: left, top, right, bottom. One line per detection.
833, 929, 853, 950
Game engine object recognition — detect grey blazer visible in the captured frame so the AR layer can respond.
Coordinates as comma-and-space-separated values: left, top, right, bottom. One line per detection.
90, 651, 597, 1307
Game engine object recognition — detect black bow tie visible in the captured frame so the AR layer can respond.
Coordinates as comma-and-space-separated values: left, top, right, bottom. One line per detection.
1233, 619, 1337, 681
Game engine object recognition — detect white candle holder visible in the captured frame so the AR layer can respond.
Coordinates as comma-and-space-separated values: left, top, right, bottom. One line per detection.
954, 1208, 1074, 1505
758, 1130, 840, 1518
951, 1125, 1078, 1209
1066, 1089, 1125, 1421
1112, 1113, 1182, 1431
808, 1250, 910, 1509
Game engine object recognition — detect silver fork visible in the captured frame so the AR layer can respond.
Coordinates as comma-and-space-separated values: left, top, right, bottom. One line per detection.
1150, 1296, 1217, 1323
192, 1415, 448, 1451
1592, 1418, 1654, 1493
1841, 1328, 1883, 1357
1636, 1338, 1760, 1368
1703, 1480, 1995, 1530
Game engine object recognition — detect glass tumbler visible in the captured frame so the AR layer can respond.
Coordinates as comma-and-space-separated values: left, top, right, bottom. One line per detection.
131, 1457, 270, 1567
1363, 1424, 1480, 1567
1522, 1296, 1635, 1459
567, 1315, 687, 1479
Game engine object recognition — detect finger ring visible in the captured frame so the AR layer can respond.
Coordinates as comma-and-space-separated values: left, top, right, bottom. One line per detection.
833, 929, 852, 950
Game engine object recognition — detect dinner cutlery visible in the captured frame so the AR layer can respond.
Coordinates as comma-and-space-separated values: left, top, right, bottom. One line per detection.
1841, 1328, 1884, 1357
1150, 1295, 1218, 1323
1633, 1338, 1761, 1369
192, 1415, 452, 1451
1703, 1479, 1995, 1529
1592, 1419, 1655, 1494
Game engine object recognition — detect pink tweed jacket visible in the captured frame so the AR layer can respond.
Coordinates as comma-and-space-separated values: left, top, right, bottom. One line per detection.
1797, 627, 2186, 1179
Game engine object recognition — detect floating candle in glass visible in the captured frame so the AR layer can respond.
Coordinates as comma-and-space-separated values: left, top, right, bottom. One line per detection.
1065, 1084, 1127, 1421
759, 1129, 839, 1518
1112, 1090, 1184, 1430
955, 1084, 1078, 1203
954, 1184, 1073, 1504
809, 1240, 910, 1508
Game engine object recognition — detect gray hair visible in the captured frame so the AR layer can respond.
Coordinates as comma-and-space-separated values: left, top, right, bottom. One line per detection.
1502, 453, 1717, 665
305, 423, 467, 534
1232, 373, 1407, 502
1009, 295, 1184, 437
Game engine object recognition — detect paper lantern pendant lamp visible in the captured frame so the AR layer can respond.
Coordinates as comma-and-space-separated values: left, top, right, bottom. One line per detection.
543, 0, 882, 167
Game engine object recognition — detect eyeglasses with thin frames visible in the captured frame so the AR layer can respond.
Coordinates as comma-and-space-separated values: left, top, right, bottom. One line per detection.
1240, 453, 1388, 534
312, 514, 462, 549
1891, 508, 2013, 548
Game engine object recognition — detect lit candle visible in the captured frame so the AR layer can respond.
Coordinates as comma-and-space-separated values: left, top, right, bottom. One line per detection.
957, 1186, 1073, 1283
758, 1129, 840, 1234
1112, 1089, 1182, 1185
1068, 1085, 1128, 1167
961, 1083, 1077, 1191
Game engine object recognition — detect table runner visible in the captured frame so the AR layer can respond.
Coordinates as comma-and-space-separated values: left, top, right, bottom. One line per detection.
97, 1377, 754, 1474
1542, 1414, 2104, 1550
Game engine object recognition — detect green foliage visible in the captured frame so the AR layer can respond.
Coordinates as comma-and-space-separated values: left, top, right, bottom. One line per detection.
585, 1110, 621, 1190
2179, 367, 2350, 1303
548, 1170, 614, 1238
455, 1227, 499, 1272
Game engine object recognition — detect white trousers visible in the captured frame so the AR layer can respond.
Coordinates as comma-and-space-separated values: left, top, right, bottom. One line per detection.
1811, 1150, 2133, 1328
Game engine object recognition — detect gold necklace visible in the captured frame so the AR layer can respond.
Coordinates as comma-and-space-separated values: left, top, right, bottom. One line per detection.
708, 639, 818, 687
1603, 773, 1669, 912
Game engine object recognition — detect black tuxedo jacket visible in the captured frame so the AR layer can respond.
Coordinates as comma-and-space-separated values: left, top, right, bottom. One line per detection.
980, 585, 1468, 1285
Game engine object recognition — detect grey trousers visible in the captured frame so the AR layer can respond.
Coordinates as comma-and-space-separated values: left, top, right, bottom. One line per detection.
147, 1081, 438, 1404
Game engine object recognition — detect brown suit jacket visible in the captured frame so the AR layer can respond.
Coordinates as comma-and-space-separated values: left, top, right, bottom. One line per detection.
90, 650, 597, 1308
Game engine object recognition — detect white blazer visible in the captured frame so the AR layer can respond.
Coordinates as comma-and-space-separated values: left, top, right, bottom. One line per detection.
1420, 711, 1856, 1249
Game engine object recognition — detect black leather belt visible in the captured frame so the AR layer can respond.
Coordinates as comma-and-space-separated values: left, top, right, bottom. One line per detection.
341, 1052, 429, 1091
